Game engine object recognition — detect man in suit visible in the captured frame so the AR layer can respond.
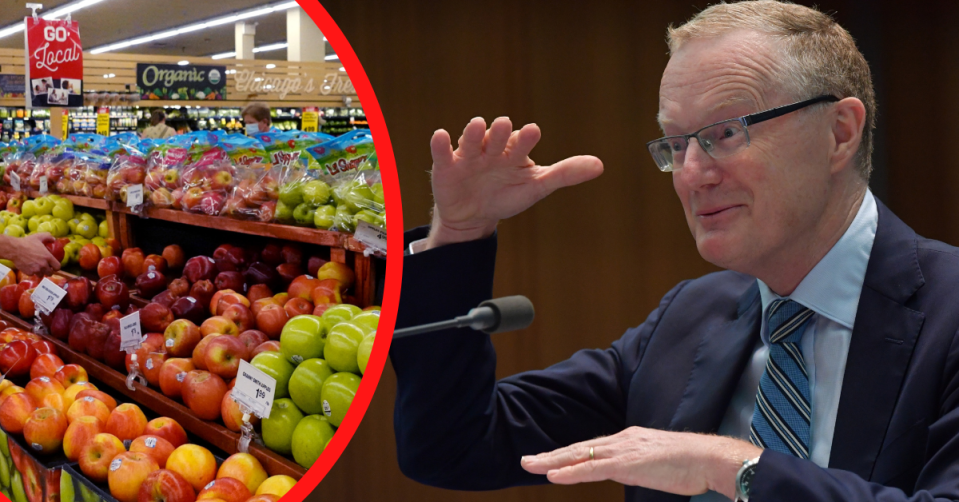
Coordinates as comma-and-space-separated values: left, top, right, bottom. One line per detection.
393, 2, 959, 501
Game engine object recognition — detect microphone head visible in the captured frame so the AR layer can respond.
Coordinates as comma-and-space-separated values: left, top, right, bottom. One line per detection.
477, 296, 535, 334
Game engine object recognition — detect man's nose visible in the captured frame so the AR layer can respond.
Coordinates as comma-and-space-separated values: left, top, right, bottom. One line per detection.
675, 139, 721, 188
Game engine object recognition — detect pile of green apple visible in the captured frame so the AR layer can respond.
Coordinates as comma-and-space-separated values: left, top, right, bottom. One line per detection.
273, 178, 385, 234
251, 304, 377, 468
0, 426, 27, 502
0, 195, 112, 267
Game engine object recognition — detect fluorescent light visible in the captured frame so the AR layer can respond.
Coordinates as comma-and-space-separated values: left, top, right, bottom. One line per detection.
0, 0, 109, 40
324, 54, 339, 61
89, 1, 296, 54
265, 64, 276, 69
253, 42, 287, 53
211, 52, 236, 60
339, 67, 345, 71
178, 60, 189, 66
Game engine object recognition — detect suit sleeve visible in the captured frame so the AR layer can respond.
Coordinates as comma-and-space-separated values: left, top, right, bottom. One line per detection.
751, 326, 959, 502
392, 226, 687, 491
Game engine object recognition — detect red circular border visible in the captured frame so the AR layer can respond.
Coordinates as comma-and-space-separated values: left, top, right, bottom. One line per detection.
281, 1, 402, 500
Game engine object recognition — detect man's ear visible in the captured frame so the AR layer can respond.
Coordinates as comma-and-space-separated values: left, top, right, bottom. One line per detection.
830, 97, 867, 174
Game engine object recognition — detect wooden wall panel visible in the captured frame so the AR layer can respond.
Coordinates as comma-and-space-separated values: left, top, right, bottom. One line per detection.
305, 0, 952, 501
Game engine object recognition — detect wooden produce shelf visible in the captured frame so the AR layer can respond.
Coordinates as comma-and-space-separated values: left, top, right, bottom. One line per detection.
0, 310, 307, 480
114, 205, 369, 252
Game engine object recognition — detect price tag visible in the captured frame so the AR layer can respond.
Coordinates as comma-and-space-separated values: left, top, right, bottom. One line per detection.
127, 184, 143, 207
39, 176, 47, 194
354, 220, 387, 254
119, 311, 143, 353
10, 172, 19, 192
232, 360, 275, 419
30, 278, 66, 315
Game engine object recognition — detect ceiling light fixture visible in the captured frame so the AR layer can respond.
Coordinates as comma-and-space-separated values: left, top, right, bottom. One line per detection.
324, 54, 339, 61
178, 60, 190, 66
210, 42, 288, 60
89, 1, 297, 54
0, 0, 109, 40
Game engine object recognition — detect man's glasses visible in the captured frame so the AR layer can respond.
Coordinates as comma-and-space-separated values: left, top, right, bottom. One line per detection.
646, 95, 840, 172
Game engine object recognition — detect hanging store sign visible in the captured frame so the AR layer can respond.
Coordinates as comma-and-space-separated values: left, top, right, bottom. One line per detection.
24, 17, 84, 108
136, 63, 227, 101
0, 75, 25, 99
233, 70, 355, 99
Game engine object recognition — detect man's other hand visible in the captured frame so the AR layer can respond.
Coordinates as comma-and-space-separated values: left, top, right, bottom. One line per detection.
426, 117, 604, 250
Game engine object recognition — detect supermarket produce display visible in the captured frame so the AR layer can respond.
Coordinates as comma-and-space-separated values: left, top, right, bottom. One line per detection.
0, 125, 386, 501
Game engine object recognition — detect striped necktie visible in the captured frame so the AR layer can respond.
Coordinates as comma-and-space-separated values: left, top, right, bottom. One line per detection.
749, 299, 814, 458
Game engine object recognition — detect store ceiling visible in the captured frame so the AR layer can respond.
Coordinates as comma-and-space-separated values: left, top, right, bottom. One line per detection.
0, 0, 338, 61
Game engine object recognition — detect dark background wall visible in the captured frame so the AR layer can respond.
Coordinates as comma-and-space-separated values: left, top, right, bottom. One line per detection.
308, 0, 958, 500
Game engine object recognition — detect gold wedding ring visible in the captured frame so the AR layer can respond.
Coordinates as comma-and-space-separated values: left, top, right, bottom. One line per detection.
589, 447, 594, 461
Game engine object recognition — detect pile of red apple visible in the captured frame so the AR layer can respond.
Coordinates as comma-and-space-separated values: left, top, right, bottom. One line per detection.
0, 332, 296, 502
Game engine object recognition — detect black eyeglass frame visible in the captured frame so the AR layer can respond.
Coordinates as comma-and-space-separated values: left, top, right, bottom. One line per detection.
646, 94, 841, 172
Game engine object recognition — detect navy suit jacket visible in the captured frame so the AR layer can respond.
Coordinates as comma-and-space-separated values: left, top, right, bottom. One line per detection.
392, 199, 959, 502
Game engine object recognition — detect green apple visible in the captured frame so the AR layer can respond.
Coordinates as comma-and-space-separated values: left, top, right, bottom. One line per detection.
79, 480, 98, 502
3, 226, 24, 238
371, 182, 384, 205
20, 201, 37, 218
98, 220, 109, 238
320, 304, 362, 334
351, 311, 380, 334
357, 333, 375, 375
324, 321, 367, 374
274, 201, 295, 223
91, 237, 106, 247
301, 180, 331, 206
333, 204, 356, 233
320, 372, 361, 427
59, 470, 73, 502
64, 242, 82, 264
51, 199, 74, 220
35, 222, 54, 235
0, 488, 8, 501
27, 217, 41, 233
10, 471, 25, 502
261, 398, 304, 455
78, 212, 96, 224
6, 216, 24, 229
278, 181, 304, 206
34, 197, 53, 216
291, 415, 335, 469
76, 220, 97, 239
67, 218, 80, 234
51, 219, 69, 238
288, 358, 334, 415
280, 315, 325, 366
292, 203, 315, 226
0, 449, 9, 488
353, 209, 383, 229
344, 184, 376, 213
0, 428, 9, 458
312, 205, 335, 230
250, 351, 295, 399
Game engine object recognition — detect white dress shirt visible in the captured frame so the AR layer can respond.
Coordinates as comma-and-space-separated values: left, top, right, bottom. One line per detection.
693, 189, 878, 502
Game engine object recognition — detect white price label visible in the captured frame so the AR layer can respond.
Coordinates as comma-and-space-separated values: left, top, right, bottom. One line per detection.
30, 278, 66, 315
354, 220, 387, 254
9, 172, 19, 191
127, 184, 143, 208
39, 176, 47, 194
120, 311, 142, 353
232, 360, 275, 419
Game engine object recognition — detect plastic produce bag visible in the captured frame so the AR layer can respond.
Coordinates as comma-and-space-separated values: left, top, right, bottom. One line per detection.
305, 130, 380, 233
221, 135, 278, 221
179, 134, 235, 216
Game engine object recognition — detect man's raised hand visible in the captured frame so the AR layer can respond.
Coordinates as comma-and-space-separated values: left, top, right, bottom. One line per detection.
425, 117, 603, 250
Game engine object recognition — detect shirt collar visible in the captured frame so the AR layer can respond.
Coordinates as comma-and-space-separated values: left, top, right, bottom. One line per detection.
757, 189, 878, 331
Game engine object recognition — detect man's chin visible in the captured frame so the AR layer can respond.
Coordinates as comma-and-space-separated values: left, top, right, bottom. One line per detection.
695, 233, 744, 270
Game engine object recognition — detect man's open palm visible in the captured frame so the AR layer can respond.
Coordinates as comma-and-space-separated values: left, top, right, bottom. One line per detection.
426, 117, 603, 248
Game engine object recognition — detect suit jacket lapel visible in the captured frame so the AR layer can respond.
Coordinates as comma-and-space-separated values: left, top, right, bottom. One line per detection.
668, 282, 763, 432
828, 200, 925, 478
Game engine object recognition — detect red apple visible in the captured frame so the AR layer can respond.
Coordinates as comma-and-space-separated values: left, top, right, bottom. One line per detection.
204, 336, 248, 379
54, 364, 89, 387
200, 317, 239, 337
222, 304, 254, 333
76, 390, 118, 411
44, 240, 66, 263
196, 477, 250, 502
250, 341, 280, 358
158, 359, 195, 400
284, 298, 314, 318
275, 263, 303, 289
82, 321, 112, 361
0, 284, 22, 312
96, 275, 130, 311
246, 284, 272, 304
317, 261, 355, 290
105, 403, 148, 443
214, 272, 244, 292
49, 308, 73, 341
280, 244, 303, 267
171, 296, 205, 324
63, 415, 104, 461
260, 244, 283, 266
220, 392, 259, 433
254, 303, 288, 339
163, 319, 201, 357
122, 248, 146, 279
153, 290, 177, 309
143, 255, 168, 274
108, 451, 160, 502
0, 393, 37, 434
79, 244, 102, 271
307, 256, 328, 277
140, 303, 174, 333
142, 351, 167, 387
31, 340, 55, 356
168, 278, 190, 297
182, 371, 227, 420
310, 279, 343, 305
184, 256, 216, 283
30, 353, 64, 380
136, 270, 167, 299
98, 256, 123, 279
236, 330, 269, 356
312, 303, 334, 317
143, 417, 188, 448
103, 332, 126, 369
23, 407, 68, 454
102, 309, 123, 324
162, 245, 185, 270
189, 280, 216, 310
84, 303, 105, 322
0, 340, 38, 378
130, 435, 174, 467
287, 275, 320, 301
63, 276, 93, 311
138, 469, 196, 502
192, 334, 221, 371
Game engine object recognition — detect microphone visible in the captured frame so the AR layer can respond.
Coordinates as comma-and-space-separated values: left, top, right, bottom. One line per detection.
392, 296, 535, 340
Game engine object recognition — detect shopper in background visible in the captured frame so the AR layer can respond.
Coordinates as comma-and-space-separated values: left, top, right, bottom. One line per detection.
140, 110, 176, 139
392, 2, 959, 502
241, 102, 278, 135
0, 232, 59, 276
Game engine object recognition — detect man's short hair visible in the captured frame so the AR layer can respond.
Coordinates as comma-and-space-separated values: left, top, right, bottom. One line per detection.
150, 109, 166, 126
241, 102, 272, 124
667, 0, 876, 180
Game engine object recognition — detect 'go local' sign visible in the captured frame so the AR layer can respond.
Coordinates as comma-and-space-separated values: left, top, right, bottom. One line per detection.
137, 63, 227, 101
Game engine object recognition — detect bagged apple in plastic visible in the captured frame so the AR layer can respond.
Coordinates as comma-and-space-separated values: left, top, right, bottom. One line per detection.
179, 135, 235, 216
221, 135, 279, 221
